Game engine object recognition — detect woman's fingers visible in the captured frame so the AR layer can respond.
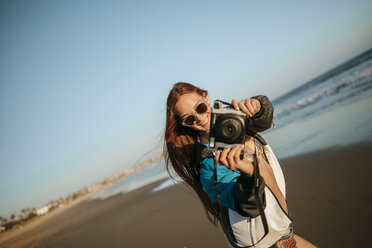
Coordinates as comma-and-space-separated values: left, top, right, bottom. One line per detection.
216, 146, 240, 170
252, 99, 261, 112
244, 99, 256, 116
227, 146, 240, 170
215, 150, 221, 165
237, 101, 250, 116
231, 99, 239, 110
215, 146, 254, 175
218, 148, 231, 168
234, 146, 242, 163
233, 98, 261, 117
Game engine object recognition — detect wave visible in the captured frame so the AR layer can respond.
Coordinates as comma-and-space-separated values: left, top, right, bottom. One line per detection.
271, 48, 372, 128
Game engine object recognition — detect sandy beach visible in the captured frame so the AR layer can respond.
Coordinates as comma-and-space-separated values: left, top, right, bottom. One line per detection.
1, 142, 371, 248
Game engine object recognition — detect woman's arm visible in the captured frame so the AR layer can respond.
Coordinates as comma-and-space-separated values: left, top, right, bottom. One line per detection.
231, 95, 274, 134
199, 156, 266, 217
215, 136, 288, 215
214, 140, 268, 217
199, 157, 240, 210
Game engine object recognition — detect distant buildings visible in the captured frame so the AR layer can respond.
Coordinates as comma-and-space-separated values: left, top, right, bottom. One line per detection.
36, 206, 50, 216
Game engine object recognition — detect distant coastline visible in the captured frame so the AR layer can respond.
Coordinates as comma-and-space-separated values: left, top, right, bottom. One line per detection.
0, 153, 163, 234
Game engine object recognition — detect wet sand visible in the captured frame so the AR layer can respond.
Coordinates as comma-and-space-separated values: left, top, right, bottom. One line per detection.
1, 142, 371, 248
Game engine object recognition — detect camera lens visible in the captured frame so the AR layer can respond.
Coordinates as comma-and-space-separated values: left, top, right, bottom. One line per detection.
216, 116, 244, 143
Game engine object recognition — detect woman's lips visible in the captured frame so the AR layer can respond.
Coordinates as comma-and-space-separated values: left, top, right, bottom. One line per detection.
199, 115, 209, 127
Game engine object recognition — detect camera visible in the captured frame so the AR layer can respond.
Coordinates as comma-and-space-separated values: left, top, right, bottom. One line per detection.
208, 100, 248, 151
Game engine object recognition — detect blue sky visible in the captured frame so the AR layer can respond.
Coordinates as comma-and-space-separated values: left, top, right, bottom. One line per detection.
1, 0, 371, 218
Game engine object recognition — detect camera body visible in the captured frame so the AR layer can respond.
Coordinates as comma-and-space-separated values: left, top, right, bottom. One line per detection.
208, 100, 248, 151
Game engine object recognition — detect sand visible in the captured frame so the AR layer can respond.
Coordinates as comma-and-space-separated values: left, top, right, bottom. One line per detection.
1, 142, 371, 248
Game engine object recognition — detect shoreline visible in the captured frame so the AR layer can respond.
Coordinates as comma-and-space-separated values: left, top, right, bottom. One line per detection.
0, 189, 100, 244
1, 141, 371, 247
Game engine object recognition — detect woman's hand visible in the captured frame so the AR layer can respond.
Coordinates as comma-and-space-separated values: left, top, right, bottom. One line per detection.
231, 98, 261, 117
214, 146, 254, 176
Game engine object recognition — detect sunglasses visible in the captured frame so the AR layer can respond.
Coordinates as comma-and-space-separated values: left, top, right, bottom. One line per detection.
180, 98, 209, 126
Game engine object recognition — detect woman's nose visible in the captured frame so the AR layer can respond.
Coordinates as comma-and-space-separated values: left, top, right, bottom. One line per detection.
194, 112, 205, 123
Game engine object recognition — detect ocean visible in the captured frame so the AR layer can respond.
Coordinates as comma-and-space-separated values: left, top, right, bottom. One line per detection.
90, 48, 372, 200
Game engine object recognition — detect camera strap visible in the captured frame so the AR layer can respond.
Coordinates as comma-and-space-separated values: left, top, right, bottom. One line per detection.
214, 99, 235, 109
213, 146, 269, 247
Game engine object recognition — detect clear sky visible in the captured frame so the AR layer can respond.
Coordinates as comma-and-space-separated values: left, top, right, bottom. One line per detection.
1, 0, 371, 218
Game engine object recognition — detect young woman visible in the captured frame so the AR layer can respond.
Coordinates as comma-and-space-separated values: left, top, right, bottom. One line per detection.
164, 82, 316, 248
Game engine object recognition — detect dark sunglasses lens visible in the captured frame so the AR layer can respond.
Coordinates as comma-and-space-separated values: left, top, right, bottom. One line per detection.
184, 115, 196, 125
196, 102, 208, 114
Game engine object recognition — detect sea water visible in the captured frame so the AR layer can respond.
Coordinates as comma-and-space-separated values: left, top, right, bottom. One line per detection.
265, 49, 372, 157
90, 159, 170, 199
92, 49, 372, 199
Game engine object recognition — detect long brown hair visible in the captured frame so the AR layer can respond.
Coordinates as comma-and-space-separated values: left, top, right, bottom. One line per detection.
164, 82, 218, 225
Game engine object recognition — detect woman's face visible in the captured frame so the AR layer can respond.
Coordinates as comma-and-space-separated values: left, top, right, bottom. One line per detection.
174, 92, 211, 133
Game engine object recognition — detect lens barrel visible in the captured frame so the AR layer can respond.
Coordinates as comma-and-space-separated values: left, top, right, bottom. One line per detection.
215, 114, 245, 144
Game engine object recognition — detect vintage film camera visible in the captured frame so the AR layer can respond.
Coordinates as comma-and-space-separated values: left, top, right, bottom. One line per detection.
208, 100, 249, 151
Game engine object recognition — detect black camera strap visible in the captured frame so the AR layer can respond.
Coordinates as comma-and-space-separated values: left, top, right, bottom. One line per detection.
213, 147, 269, 247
